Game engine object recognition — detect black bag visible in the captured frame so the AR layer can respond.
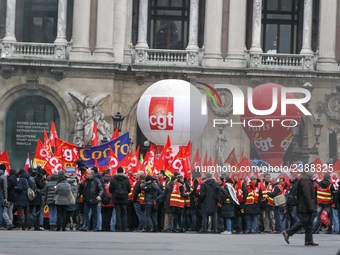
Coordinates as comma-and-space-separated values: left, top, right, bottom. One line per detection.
216, 185, 228, 203
101, 191, 111, 205
115, 181, 127, 199
286, 180, 299, 206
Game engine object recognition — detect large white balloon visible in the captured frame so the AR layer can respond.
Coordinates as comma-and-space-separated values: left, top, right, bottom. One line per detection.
137, 79, 208, 145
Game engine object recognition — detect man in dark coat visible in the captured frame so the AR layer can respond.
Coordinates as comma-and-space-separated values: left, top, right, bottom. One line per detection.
16, 169, 33, 230
79, 169, 104, 231
199, 173, 219, 233
282, 171, 318, 246
109, 167, 131, 232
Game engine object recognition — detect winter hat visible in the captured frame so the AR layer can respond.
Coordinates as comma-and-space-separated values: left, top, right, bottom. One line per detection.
117, 167, 124, 173
324, 173, 331, 180
18, 169, 25, 175
146, 176, 156, 182
0, 164, 6, 171
58, 170, 65, 177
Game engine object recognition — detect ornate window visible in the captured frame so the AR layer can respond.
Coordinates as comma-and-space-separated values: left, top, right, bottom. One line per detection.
14, 0, 73, 43
246, 0, 319, 53
149, 0, 189, 50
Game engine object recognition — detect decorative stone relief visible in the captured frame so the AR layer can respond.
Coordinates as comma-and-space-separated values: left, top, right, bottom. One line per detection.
207, 88, 233, 117
324, 88, 340, 122
69, 93, 110, 145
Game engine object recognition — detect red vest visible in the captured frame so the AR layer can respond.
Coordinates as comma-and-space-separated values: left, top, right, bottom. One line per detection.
316, 184, 332, 204
259, 182, 272, 202
128, 178, 137, 201
235, 179, 245, 203
169, 182, 185, 208
268, 184, 283, 206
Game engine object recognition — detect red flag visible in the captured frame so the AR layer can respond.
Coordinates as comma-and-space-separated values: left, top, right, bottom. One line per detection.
128, 145, 140, 173
33, 138, 48, 167
92, 122, 98, 146
43, 129, 52, 159
0, 151, 11, 173
49, 121, 58, 147
224, 148, 238, 168
55, 137, 79, 168
44, 150, 64, 175
183, 142, 191, 180
111, 127, 119, 140
156, 135, 174, 171
119, 150, 133, 171
143, 151, 153, 175
24, 153, 31, 172
166, 147, 185, 177
311, 157, 324, 181
108, 146, 119, 175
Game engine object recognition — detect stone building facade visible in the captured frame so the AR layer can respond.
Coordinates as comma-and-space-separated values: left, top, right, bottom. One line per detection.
1, 0, 340, 168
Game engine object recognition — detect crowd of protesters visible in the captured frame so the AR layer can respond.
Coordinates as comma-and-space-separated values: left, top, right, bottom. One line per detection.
0, 162, 340, 237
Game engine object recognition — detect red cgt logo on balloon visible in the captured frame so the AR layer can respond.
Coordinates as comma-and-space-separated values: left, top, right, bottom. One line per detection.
239, 83, 303, 166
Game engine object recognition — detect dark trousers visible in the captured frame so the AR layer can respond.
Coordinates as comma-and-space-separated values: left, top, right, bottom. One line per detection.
115, 203, 127, 231
157, 202, 165, 231
172, 207, 183, 230
196, 207, 203, 232
83, 202, 98, 230
202, 211, 218, 233
233, 206, 247, 233
57, 205, 68, 230
313, 203, 333, 233
18, 206, 29, 229
127, 200, 138, 231
29, 205, 41, 228
145, 204, 158, 231
286, 213, 314, 243
101, 207, 113, 231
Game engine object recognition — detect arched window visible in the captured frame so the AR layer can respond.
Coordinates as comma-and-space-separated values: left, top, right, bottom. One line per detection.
5, 96, 60, 169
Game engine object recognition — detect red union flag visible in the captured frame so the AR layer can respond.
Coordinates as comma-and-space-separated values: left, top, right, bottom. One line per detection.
148, 97, 174, 130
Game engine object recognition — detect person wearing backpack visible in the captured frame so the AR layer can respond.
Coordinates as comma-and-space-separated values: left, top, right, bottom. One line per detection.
286, 174, 299, 226
109, 167, 131, 232
16, 169, 33, 230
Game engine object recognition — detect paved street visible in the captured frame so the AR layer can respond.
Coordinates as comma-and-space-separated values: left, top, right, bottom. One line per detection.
0, 231, 339, 255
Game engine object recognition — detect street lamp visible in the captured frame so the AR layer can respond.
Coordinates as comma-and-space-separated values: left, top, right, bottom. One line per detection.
313, 119, 323, 144
112, 112, 125, 132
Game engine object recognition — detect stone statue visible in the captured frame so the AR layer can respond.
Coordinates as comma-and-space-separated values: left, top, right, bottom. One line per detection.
73, 112, 84, 145
97, 112, 111, 144
215, 126, 228, 166
69, 92, 110, 145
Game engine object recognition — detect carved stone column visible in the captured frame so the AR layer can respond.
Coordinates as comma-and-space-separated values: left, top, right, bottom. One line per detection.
300, 0, 313, 55
202, 0, 223, 66
123, 0, 133, 63
135, 0, 149, 49
69, 0, 91, 60
249, 0, 262, 53
316, 0, 337, 70
3, 0, 16, 42
225, 0, 246, 67
114, 0, 129, 63
186, 0, 199, 50
54, 0, 68, 44
93, 0, 114, 60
